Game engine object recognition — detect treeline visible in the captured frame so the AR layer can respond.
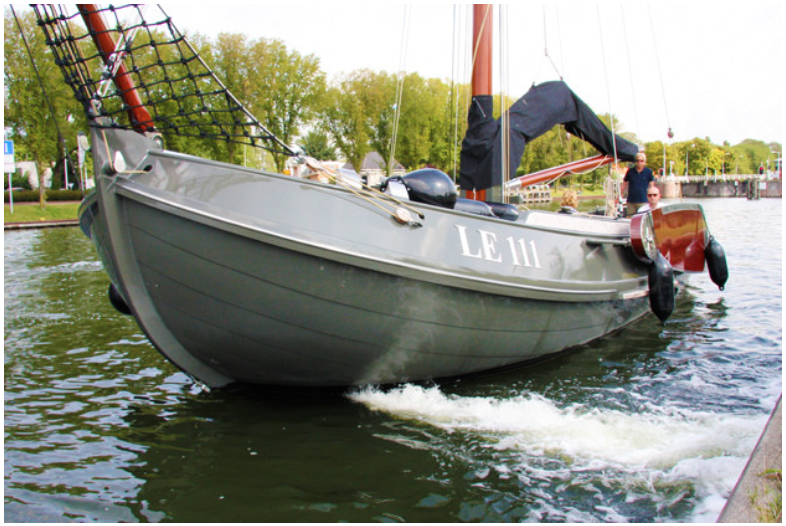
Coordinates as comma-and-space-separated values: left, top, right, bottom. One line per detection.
4, 9, 780, 192
641, 138, 781, 178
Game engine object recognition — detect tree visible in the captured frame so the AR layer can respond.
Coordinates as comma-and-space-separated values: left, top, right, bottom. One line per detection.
4, 8, 86, 205
300, 130, 336, 160
516, 113, 629, 191
325, 71, 460, 176
246, 38, 326, 172
323, 70, 391, 172
365, 72, 398, 173
394, 74, 455, 173
731, 139, 779, 175
427, 81, 470, 177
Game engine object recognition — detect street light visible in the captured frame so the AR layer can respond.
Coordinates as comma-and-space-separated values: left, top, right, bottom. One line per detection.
685, 143, 695, 176
771, 148, 783, 179
663, 127, 673, 180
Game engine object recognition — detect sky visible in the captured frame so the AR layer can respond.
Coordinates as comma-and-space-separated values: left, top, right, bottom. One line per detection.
15, 3, 782, 148
160, 2, 783, 149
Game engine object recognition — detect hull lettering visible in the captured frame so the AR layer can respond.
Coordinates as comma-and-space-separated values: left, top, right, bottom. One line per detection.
455, 225, 541, 268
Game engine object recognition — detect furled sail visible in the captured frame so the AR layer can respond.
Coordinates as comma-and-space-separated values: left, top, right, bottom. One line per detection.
459, 80, 639, 192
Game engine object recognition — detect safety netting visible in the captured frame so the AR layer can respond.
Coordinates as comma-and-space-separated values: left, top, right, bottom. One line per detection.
32, 4, 294, 156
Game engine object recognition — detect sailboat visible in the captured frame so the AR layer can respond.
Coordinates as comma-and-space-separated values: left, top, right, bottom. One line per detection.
32, 4, 727, 388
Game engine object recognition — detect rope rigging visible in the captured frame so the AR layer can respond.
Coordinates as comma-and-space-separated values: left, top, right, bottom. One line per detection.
648, 6, 674, 140
498, 4, 510, 189
621, 7, 641, 141
389, 5, 411, 177
10, 6, 69, 165
596, 6, 619, 163
31, 4, 296, 158
30, 4, 429, 226
540, 6, 564, 82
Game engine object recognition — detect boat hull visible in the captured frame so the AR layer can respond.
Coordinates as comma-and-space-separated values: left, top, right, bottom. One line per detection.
81, 129, 661, 387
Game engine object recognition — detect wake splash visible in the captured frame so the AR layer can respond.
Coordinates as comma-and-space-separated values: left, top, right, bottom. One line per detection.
349, 384, 761, 468
348, 384, 765, 522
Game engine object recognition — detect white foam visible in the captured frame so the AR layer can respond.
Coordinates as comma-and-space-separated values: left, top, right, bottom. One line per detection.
349, 384, 763, 470
350, 384, 770, 520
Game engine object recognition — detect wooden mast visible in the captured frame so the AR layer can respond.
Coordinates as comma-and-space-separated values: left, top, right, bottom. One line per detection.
471, 5, 493, 99
468, 4, 493, 202
77, 5, 154, 133
467, 5, 617, 200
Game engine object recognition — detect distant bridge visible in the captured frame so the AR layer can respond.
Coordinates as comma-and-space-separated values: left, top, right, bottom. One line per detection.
657, 177, 782, 199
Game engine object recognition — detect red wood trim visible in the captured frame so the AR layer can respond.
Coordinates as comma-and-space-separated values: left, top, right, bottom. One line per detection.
506, 154, 614, 190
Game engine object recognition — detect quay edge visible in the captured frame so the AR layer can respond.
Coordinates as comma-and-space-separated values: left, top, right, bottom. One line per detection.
718, 395, 782, 523
4, 219, 79, 230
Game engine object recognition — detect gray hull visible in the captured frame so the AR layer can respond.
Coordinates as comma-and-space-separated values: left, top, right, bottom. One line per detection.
81, 129, 654, 387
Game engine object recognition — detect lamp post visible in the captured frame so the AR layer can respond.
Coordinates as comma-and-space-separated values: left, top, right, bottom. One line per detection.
685, 143, 695, 176
771, 148, 782, 179
663, 127, 673, 180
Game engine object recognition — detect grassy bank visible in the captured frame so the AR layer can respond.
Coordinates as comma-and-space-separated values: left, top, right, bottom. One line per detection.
4, 202, 80, 223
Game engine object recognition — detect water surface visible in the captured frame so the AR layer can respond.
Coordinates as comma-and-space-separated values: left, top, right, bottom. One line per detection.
4, 198, 781, 522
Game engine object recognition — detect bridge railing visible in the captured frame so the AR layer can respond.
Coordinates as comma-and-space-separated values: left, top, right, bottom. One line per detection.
663, 174, 764, 183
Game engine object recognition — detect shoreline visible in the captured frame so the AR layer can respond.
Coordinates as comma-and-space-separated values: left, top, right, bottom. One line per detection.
718, 396, 783, 522
4, 219, 79, 230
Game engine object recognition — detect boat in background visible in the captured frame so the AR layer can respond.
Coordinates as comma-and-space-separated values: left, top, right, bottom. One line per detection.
32, 4, 727, 388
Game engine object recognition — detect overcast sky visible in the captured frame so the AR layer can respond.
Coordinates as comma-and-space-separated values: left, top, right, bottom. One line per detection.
27, 3, 784, 148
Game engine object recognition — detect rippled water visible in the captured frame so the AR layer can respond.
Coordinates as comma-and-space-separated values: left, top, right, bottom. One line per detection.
4, 198, 782, 522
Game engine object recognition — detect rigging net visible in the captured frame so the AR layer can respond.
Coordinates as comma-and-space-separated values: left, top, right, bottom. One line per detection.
32, 4, 295, 157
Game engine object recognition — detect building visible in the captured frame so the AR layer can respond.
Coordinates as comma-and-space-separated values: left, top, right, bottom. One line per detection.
345, 152, 406, 188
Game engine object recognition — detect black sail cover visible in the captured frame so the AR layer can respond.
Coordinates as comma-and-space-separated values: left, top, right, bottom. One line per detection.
459, 81, 639, 191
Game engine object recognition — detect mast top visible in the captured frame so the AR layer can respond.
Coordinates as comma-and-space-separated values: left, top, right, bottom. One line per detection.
471, 4, 493, 97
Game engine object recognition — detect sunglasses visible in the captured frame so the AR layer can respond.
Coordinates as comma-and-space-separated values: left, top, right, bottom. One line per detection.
647, 193, 658, 197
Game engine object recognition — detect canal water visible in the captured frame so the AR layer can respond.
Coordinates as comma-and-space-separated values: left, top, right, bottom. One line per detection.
4, 198, 782, 522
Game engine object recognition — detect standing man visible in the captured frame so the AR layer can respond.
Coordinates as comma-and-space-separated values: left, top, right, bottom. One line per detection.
622, 153, 655, 216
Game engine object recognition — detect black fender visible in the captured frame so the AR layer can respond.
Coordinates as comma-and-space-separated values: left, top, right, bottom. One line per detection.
108, 283, 132, 315
705, 236, 728, 291
648, 253, 675, 323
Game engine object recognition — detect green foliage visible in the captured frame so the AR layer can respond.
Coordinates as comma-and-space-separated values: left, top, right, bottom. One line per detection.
299, 131, 336, 161
5, 7, 779, 185
322, 69, 390, 172
729, 139, 781, 175
245, 37, 327, 171
4, 189, 83, 203
668, 138, 767, 176
4, 171, 32, 191
393, 74, 455, 172
4, 9, 86, 180
518, 116, 624, 189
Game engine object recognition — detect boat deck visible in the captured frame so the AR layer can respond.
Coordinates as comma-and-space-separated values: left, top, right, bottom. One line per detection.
520, 210, 629, 236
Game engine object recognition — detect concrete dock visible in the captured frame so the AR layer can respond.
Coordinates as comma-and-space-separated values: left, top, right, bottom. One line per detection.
718, 396, 782, 523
